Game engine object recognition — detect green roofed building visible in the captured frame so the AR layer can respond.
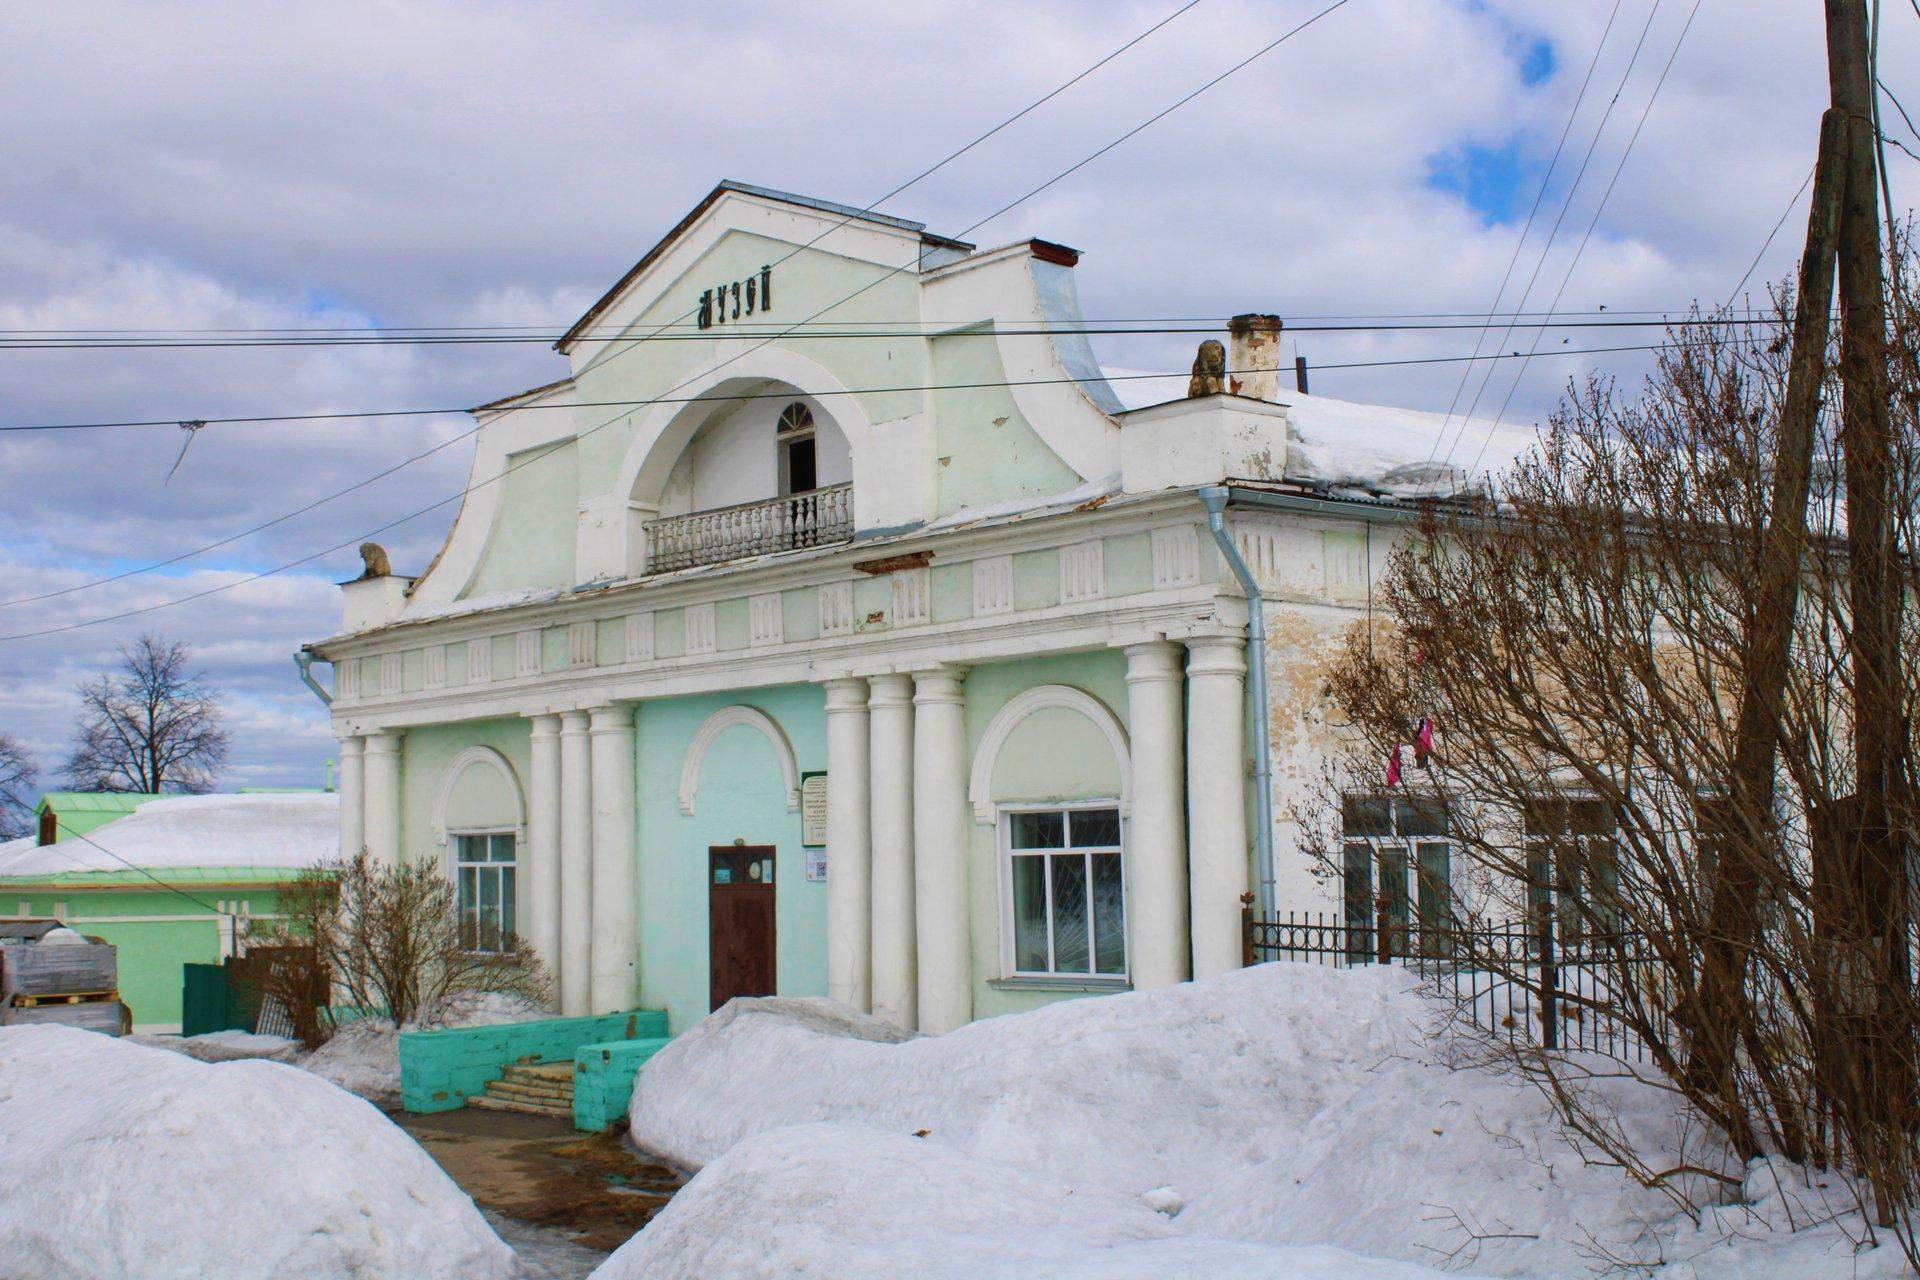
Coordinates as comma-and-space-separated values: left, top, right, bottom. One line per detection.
31, 792, 164, 846
0, 792, 337, 1032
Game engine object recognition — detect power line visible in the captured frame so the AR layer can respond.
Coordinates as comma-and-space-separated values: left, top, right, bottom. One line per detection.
1458, 0, 1704, 484
0, 315, 1769, 351
1725, 162, 1818, 306
1439, 0, 1669, 470
0, 336, 1735, 640
38, 820, 242, 922
1423, 0, 1625, 472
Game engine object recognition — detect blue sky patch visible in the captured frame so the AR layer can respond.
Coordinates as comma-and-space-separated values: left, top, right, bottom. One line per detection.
1426, 138, 1545, 225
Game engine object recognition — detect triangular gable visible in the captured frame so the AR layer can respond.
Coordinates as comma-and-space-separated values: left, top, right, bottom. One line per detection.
553, 179, 972, 355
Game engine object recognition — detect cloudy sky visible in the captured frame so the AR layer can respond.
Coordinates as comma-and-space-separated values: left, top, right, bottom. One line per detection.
0, 0, 1914, 797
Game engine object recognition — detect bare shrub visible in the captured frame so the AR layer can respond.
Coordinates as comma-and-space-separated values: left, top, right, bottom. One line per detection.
250, 850, 551, 1047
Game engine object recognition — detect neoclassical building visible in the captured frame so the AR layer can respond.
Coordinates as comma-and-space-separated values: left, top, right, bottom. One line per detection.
306, 181, 1517, 1034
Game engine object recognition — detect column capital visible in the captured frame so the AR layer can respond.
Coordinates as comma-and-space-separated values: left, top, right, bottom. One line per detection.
867, 672, 916, 708
559, 709, 592, 733
1122, 639, 1184, 683
1185, 634, 1249, 677
588, 704, 633, 735
363, 729, 404, 754
529, 712, 563, 737
822, 677, 871, 712
338, 736, 366, 757
911, 666, 967, 704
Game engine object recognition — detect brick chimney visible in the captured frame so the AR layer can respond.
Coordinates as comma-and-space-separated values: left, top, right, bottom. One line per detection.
1227, 313, 1282, 401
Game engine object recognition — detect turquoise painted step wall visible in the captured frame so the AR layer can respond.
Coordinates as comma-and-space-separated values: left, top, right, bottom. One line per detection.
398, 1009, 668, 1113
572, 1036, 672, 1132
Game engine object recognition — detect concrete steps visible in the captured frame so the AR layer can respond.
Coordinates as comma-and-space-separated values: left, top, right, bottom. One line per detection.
470, 1060, 574, 1119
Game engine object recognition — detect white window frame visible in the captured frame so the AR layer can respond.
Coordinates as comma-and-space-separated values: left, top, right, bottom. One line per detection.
450, 826, 519, 955
996, 800, 1129, 982
775, 401, 818, 497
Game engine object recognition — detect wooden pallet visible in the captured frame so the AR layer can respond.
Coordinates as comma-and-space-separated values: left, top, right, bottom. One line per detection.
9, 989, 117, 1008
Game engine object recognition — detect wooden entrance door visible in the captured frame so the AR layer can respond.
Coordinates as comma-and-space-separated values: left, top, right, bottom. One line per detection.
709, 846, 776, 1012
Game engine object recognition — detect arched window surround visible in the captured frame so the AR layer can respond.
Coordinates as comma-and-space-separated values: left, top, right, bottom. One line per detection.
968, 684, 1132, 825
679, 704, 802, 816
432, 745, 526, 846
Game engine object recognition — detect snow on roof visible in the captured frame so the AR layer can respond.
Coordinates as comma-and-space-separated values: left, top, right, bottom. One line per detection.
1100, 367, 1547, 500
0, 792, 337, 879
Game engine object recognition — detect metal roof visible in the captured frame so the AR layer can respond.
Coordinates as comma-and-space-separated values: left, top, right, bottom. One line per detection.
33, 792, 162, 816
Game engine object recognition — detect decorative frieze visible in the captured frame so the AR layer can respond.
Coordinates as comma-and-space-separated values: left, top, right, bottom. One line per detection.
1231, 524, 1285, 593
971, 555, 1013, 616
625, 612, 654, 662
335, 658, 360, 700
467, 638, 492, 684
748, 593, 784, 647
423, 645, 447, 690
1060, 540, 1105, 604
819, 581, 854, 637
567, 620, 596, 669
685, 602, 717, 655
891, 567, 931, 628
1150, 525, 1200, 589
379, 652, 403, 696
516, 631, 541, 678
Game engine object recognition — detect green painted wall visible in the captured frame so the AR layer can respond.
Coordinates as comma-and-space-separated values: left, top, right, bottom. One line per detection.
463, 439, 581, 599
397, 719, 534, 875
399, 1009, 667, 1113
961, 650, 1132, 1021
635, 684, 828, 1033
930, 328, 1081, 516
1, 885, 290, 1031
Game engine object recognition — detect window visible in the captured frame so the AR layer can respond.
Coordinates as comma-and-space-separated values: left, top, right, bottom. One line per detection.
1003, 805, 1126, 979
1341, 795, 1452, 957
1523, 797, 1618, 942
776, 402, 817, 496
453, 832, 517, 954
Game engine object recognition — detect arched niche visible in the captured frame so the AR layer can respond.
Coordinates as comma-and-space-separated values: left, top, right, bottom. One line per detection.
679, 705, 801, 816
969, 685, 1131, 824
433, 745, 526, 845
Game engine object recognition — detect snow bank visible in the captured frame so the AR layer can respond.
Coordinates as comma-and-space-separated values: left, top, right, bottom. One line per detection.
0, 1024, 512, 1280
629, 965, 1424, 1197
590, 1122, 1467, 1280
130, 1028, 302, 1063
628, 965, 1914, 1278
0, 791, 336, 877
302, 1017, 402, 1106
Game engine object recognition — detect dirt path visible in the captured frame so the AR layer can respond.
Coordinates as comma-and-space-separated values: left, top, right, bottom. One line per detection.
393, 1106, 683, 1267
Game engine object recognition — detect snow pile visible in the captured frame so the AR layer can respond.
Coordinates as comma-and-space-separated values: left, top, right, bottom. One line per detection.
630, 965, 1425, 1195
628, 962, 1920, 1277
0, 1024, 513, 1280
591, 1122, 1465, 1280
301, 1017, 403, 1106
1098, 366, 1543, 498
0, 791, 336, 877
132, 1029, 302, 1063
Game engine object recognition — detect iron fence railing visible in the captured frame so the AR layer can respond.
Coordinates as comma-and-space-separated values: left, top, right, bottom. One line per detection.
1245, 903, 1672, 1063
647, 484, 854, 574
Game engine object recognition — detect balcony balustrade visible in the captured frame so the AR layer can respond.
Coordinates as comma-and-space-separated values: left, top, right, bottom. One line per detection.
647, 483, 854, 574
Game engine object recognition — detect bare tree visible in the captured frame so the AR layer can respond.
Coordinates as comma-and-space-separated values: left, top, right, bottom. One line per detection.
251, 852, 550, 1046
0, 731, 39, 841
64, 635, 228, 794
1303, 238, 1919, 1252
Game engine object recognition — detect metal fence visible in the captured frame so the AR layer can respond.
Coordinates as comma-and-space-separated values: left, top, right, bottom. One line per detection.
1246, 905, 1672, 1064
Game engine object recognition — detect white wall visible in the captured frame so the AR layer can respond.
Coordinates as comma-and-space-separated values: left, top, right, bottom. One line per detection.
657, 390, 852, 517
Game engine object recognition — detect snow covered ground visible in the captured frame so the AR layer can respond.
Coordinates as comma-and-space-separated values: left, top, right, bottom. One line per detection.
618, 963, 1911, 1279
0, 1024, 515, 1280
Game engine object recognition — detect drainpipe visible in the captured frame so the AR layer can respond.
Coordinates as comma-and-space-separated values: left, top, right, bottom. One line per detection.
294, 649, 332, 707
1200, 487, 1275, 920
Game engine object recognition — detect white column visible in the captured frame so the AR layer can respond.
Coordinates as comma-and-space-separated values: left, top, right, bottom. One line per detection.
1124, 642, 1190, 989
1186, 637, 1250, 980
823, 678, 873, 1011
336, 735, 365, 862
868, 673, 917, 1031
912, 667, 971, 1035
589, 705, 638, 1014
558, 710, 593, 1016
527, 714, 563, 1003
362, 730, 403, 868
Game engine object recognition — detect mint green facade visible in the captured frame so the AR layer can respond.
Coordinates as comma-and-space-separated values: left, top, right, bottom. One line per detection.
0, 881, 292, 1031
31, 792, 162, 843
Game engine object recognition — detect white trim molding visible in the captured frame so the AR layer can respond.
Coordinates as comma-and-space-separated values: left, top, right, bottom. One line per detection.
432, 745, 527, 846
968, 683, 1131, 824
678, 704, 802, 816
